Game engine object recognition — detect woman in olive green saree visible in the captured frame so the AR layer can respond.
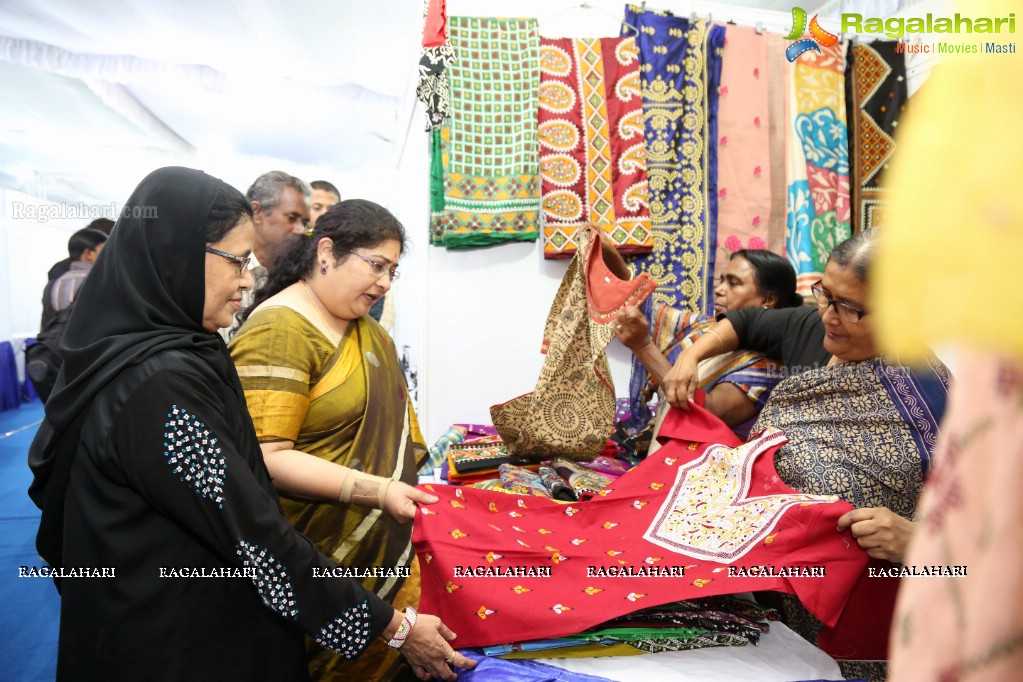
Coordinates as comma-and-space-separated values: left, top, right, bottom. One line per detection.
230, 200, 432, 681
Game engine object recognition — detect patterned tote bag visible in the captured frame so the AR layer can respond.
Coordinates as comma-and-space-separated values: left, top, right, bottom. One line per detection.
491, 226, 656, 460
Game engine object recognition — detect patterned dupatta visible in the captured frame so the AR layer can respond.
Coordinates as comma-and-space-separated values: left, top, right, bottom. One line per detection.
429, 16, 542, 249
416, 0, 454, 131
622, 5, 725, 316
754, 355, 950, 519
538, 36, 652, 259
785, 42, 852, 295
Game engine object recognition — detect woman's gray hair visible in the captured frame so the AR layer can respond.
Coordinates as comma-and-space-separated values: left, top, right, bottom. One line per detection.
828, 229, 875, 283
245, 171, 311, 212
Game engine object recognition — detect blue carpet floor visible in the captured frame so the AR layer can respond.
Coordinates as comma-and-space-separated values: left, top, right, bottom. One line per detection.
0, 400, 59, 681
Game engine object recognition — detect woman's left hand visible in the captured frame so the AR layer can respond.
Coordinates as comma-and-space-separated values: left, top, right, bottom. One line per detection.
837, 507, 915, 563
383, 482, 439, 524
400, 612, 476, 680
613, 306, 652, 352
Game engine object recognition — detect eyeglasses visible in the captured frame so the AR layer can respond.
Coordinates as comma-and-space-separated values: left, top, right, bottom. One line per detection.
205, 246, 251, 275
348, 251, 400, 281
810, 280, 867, 323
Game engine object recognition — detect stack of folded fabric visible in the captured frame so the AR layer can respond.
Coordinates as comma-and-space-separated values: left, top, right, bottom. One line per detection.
471, 463, 579, 500
429, 422, 636, 491
551, 458, 616, 497
446, 442, 514, 481
481, 596, 778, 658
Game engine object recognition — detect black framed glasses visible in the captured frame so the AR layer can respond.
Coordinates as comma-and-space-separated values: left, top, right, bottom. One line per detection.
810, 280, 867, 323
205, 246, 251, 275
349, 251, 400, 281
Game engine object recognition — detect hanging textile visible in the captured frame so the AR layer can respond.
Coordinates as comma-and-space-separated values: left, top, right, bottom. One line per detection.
413, 402, 867, 649
621, 5, 725, 316
714, 26, 786, 271
765, 33, 790, 257
416, 0, 455, 131
429, 16, 541, 249
785, 42, 851, 295
539, 36, 652, 259
490, 227, 656, 460
845, 41, 907, 232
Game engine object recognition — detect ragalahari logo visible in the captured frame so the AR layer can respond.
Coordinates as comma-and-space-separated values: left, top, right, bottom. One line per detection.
785, 7, 839, 62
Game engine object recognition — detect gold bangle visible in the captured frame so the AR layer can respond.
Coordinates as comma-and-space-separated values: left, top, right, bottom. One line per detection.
705, 328, 725, 352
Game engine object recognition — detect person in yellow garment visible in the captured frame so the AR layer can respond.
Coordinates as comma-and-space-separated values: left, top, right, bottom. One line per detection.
875, 1, 1023, 679
229, 198, 429, 681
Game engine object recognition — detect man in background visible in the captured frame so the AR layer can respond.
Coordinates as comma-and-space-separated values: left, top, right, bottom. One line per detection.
246, 170, 311, 285
47, 227, 108, 318
219, 172, 311, 341
29, 225, 109, 401
309, 179, 340, 229
40, 217, 113, 330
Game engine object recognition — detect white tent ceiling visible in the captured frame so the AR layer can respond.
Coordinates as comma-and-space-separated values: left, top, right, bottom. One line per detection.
0, 0, 884, 204
0, 0, 422, 203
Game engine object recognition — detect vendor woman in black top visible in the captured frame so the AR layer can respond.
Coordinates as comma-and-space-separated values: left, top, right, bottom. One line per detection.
27, 167, 473, 681
664, 230, 876, 397
659, 230, 950, 682
663, 227, 950, 569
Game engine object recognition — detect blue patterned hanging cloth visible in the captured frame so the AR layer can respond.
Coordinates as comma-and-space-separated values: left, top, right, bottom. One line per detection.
623, 4, 726, 316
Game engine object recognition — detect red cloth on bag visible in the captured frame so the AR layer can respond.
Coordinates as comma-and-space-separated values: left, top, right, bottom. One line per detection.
413, 400, 869, 648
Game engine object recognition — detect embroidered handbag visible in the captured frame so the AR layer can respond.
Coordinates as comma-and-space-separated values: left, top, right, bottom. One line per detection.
490, 226, 657, 460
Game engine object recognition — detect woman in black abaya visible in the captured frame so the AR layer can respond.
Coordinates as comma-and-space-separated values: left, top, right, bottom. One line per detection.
27, 167, 472, 681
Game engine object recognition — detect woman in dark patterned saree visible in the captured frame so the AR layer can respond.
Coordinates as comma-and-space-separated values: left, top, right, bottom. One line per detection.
662, 230, 950, 682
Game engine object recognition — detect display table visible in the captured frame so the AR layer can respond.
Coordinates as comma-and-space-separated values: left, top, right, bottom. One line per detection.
531, 620, 842, 682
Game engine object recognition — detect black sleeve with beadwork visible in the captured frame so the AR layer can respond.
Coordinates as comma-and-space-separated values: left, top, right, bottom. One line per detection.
111, 369, 395, 659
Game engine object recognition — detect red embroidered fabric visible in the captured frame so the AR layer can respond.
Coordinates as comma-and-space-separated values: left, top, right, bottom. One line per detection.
414, 401, 868, 648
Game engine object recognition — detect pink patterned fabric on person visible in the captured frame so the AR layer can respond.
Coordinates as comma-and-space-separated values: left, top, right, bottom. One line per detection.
538, 36, 651, 259
889, 353, 1023, 681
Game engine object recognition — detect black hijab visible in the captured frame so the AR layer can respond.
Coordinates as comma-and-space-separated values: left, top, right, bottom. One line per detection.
28, 166, 250, 571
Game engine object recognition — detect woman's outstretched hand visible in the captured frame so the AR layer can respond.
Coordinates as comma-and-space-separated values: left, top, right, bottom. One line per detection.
837, 506, 915, 563
383, 482, 438, 524
613, 305, 652, 352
